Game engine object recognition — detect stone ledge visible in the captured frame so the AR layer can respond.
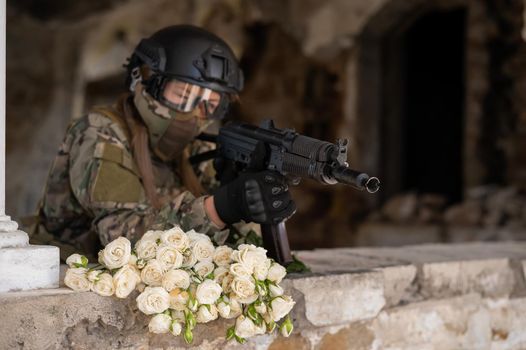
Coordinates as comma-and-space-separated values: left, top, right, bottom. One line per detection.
1, 242, 526, 349
0, 245, 60, 293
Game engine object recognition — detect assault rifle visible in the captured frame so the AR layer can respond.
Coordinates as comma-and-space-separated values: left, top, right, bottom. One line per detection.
191, 120, 380, 266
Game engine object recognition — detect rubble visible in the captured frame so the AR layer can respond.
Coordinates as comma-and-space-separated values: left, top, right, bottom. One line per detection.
362, 186, 526, 245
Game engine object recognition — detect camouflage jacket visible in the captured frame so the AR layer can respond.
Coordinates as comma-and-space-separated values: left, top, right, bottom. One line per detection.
36, 103, 259, 260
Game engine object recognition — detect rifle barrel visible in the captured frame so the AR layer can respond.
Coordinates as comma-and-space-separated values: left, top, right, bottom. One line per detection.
331, 166, 380, 193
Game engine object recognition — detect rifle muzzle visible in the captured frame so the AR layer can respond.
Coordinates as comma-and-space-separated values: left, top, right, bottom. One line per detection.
331, 166, 380, 193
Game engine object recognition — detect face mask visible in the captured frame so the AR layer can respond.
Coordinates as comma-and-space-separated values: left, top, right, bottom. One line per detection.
133, 84, 213, 160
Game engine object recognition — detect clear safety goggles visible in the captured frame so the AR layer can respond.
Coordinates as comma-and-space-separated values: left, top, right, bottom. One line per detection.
160, 78, 230, 120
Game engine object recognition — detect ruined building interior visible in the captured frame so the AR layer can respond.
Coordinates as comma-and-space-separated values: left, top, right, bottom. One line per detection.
6, 0, 526, 251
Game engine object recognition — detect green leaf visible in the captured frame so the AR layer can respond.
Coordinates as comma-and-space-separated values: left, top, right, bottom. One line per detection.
183, 327, 194, 344
245, 230, 263, 247
286, 254, 311, 273
247, 304, 258, 322
253, 314, 263, 327
80, 255, 88, 267
234, 335, 246, 344
184, 310, 196, 329
279, 315, 294, 337
267, 320, 277, 332
226, 326, 236, 341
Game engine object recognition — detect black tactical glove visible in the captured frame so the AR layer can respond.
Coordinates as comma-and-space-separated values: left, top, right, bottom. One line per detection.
213, 170, 297, 225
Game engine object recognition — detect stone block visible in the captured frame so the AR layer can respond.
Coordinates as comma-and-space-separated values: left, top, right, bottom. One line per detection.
316, 322, 375, 350
295, 248, 406, 274
371, 294, 490, 350
486, 298, 526, 349
268, 334, 311, 350
420, 258, 516, 298
376, 265, 417, 307
0, 245, 60, 292
292, 271, 385, 326
346, 245, 450, 264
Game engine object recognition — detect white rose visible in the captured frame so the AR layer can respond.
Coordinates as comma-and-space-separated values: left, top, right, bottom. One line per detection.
196, 304, 218, 323
128, 254, 138, 266
235, 315, 258, 338
168, 288, 189, 311
193, 261, 215, 278
253, 259, 271, 281
255, 322, 267, 335
136, 287, 170, 315
269, 284, 284, 297
101, 237, 131, 269
186, 229, 210, 243
213, 246, 233, 267
217, 301, 231, 318
267, 263, 287, 284
229, 263, 252, 279
64, 267, 91, 292
141, 259, 164, 286
213, 267, 229, 285
160, 226, 189, 250
231, 277, 256, 300
254, 302, 267, 315
262, 312, 272, 324
192, 239, 215, 262
162, 269, 190, 291
170, 321, 182, 336
141, 230, 162, 242
65, 254, 87, 268
182, 251, 197, 268
226, 298, 242, 319
269, 296, 295, 322
195, 279, 222, 305
135, 238, 158, 261
233, 244, 267, 271
171, 309, 185, 322
234, 293, 258, 304
156, 245, 183, 271
91, 273, 114, 296
148, 313, 172, 334
113, 264, 140, 298
86, 270, 102, 283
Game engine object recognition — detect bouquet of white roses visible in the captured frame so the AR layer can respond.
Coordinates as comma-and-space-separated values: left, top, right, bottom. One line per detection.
64, 226, 295, 343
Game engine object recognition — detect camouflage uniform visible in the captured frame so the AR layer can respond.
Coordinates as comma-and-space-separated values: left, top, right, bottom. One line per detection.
35, 100, 256, 261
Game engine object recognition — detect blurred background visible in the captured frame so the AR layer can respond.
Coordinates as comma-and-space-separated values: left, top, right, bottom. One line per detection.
5, 0, 526, 250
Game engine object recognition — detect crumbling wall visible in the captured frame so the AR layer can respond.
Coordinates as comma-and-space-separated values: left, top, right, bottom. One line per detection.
6, 0, 526, 248
1, 242, 526, 349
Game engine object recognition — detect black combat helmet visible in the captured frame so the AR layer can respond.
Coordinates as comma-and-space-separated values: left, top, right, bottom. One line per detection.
126, 25, 244, 118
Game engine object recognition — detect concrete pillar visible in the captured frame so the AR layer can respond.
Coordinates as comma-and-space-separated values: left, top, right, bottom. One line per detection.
0, 0, 59, 292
